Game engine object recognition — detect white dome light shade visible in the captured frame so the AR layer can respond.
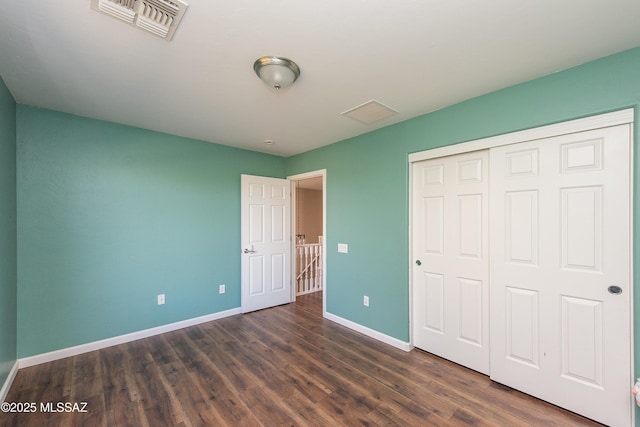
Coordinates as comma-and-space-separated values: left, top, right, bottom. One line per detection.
253, 56, 300, 90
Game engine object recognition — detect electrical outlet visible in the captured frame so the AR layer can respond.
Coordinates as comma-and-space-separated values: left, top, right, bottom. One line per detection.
219, 284, 226, 294
363, 295, 369, 307
338, 243, 348, 253
157, 294, 165, 305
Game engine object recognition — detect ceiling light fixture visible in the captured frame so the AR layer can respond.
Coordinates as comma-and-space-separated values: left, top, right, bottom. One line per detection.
253, 56, 300, 90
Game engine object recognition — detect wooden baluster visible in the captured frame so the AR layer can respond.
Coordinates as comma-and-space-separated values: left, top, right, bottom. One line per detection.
312, 244, 319, 291
307, 244, 312, 292
318, 245, 324, 290
295, 243, 324, 295
309, 245, 315, 292
313, 245, 318, 291
299, 246, 303, 294
305, 245, 312, 293
300, 245, 305, 294
297, 245, 303, 295
317, 244, 322, 290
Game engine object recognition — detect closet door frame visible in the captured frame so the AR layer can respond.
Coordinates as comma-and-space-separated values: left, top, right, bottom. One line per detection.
408, 110, 633, 165
408, 108, 634, 419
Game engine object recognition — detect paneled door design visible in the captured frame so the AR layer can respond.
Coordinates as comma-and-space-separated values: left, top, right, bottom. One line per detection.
489, 125, 632, 426
241, 175, 291, 313
412, 150, 490, 374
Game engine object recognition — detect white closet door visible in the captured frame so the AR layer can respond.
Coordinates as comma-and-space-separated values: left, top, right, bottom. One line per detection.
412, 150, 490, 374
489, 125, 632, 427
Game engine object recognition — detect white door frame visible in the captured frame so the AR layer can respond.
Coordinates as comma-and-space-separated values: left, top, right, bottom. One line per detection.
408, 110, 634, 164
288, 169, 327, 316
408, 108, 634, 423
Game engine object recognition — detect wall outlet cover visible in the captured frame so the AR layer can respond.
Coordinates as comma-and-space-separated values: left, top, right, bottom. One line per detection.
338, 243, 348, 253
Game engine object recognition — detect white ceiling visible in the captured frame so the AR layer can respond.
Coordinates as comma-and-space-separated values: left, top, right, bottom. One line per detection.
1, 1, 639, 157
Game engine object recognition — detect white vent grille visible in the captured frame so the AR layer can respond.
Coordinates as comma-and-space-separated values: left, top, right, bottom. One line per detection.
96, 0, 136, 24
341, 100, 398, 124
90, 0, 188, 41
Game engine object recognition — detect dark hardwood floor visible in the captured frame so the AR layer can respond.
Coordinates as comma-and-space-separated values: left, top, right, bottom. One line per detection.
3, 292, 601, 426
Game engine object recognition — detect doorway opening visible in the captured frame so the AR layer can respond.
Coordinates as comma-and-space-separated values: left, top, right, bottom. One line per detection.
289, 170, 326, 316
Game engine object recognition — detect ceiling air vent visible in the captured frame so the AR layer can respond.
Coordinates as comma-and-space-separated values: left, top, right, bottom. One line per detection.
341, 99, 398, 124
90, 0, 188, 41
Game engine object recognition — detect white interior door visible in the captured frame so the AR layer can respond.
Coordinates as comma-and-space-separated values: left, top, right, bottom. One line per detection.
489, 125, 632, 426
241, 174, 291, 313
412, 150, 490, 374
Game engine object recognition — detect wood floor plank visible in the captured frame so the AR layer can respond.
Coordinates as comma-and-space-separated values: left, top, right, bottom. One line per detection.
239, 387, 301, 427
256, 303, 594, 426
71, 350, 103, 401
3, 292, 603, 426
201, 320, 335, 404
169, 332, 263, 427
242, 310, 452, 422
281, 391, 344, 426
244, 306, 463, 422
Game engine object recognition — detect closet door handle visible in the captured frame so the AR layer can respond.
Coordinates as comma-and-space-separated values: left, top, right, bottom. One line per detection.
608, 285, 622, 295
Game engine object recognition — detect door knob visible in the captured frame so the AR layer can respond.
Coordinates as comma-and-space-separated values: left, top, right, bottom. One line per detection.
242, 246, 256, 254
415, 260, 422, 266
608, 285, 622, 295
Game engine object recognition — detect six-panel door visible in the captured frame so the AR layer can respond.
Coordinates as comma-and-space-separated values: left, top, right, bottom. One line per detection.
489, 125, 631, 426
241, 174, 291, 313
412, 150, 490, 375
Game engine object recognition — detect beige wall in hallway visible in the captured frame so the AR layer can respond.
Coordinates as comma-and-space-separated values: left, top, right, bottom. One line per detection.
297, 188, 323, 243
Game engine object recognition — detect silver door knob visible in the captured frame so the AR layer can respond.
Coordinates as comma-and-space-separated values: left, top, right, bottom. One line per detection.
415, 260, 422, 266
242, 248, 256, 254
608, 285, 622, 295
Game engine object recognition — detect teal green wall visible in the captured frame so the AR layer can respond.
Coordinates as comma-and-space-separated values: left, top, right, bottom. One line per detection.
286, 47, 640, 350
16, 107, 285, 357
0, 77, 17, 387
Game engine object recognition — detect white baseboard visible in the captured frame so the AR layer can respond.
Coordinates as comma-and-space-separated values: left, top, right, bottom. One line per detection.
0, 361, 19, 403
324, 311, 412, 352
19, 307, 242, 369
15, 307, 410, 370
